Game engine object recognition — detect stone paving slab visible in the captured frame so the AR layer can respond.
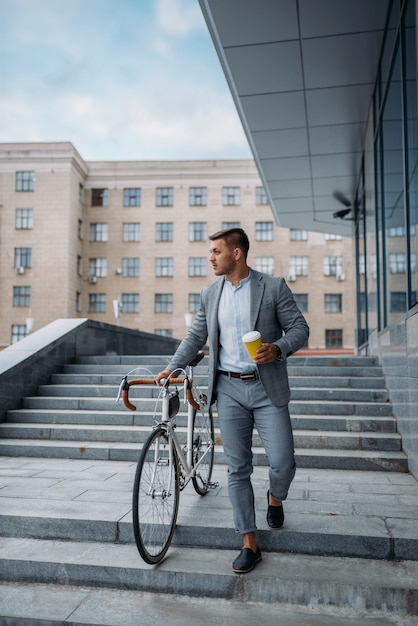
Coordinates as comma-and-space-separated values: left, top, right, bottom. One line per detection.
1, 456, 418, 560
1, 582, 417, 626
1, 539, 418, 615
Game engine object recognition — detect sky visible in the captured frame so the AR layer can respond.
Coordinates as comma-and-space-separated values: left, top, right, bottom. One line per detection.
0, 0, 252, 161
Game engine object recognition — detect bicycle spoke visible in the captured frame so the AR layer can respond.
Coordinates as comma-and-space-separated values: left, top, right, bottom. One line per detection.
133, 428, 179, 564
191, 392, 215, 496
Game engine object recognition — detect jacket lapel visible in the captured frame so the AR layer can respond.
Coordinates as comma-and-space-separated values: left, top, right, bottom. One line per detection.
250, 270, 265, 328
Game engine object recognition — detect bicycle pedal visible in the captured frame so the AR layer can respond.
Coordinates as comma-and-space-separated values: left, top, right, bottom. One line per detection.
207, 481, 219, 490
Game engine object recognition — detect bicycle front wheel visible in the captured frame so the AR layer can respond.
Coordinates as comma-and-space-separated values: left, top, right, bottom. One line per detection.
191, 401, 215, 496
132, 427, 180, 564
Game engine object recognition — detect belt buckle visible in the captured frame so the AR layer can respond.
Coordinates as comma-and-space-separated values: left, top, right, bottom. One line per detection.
240, 372, 256, 381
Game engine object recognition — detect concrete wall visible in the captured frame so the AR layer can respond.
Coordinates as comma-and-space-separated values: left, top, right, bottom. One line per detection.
0, 318, 180, 422
369, 305, 418, 480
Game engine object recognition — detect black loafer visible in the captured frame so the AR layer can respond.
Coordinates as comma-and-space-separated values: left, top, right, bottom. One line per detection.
232, 547, 262, 574
266, 490, 284, 529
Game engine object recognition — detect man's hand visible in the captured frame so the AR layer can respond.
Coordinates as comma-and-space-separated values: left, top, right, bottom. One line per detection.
253, 343, 278, 365
156, 369, 172, 385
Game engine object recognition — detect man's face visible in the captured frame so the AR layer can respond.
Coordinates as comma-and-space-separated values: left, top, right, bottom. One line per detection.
209, 238, 236, 276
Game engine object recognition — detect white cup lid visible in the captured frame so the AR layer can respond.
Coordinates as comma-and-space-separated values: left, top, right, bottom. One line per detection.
242, 331, 261, 342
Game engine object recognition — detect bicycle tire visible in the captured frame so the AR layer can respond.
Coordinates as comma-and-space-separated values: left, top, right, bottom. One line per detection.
191, 395, 215, 496
132, 427, 180, 564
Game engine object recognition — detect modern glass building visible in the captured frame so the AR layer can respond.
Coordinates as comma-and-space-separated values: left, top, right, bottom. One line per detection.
199, 0, 418, 476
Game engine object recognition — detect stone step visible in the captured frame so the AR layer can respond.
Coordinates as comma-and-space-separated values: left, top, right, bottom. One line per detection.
1, 538, 417, 618
0, 439, 408, 470
0, 423, 402, 451
51, 372, 388, 389
73, 354, 380, 367
20, 395, 394, 416
37, 383, 390, 403
62, 362, 385, 378
6, 408, 398, 432
4, 582, 418, 626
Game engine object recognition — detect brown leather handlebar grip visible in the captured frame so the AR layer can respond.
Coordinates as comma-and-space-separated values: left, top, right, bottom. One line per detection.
122, 388, 137, 412
120, 376, 200, 412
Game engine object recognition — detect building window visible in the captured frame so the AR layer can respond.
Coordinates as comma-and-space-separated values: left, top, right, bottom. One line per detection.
155, 293, 173, 313
156, 222, 173, 242
390, 292, 407, 312
91, 188, 108, 206
325, 294, 342, 313
16, 171, 35, 192
123, 188, 141, 207
222, 186, 240, 206
189, 222, 207, 242
294, 293, 308, 313
14, 247, 32, 269
89, 223, 108, 242
222, 221, 240, 229
78, 219, 83, 240
256, 186, 268, 205
289, 256, 309, 276
121, 293, 139, 313
389, 252, 407, 273
122, 257, 140, 277
325, 329, 343, 348
189, 187, 207, 206
123, 223, 141, 242
255, 256, 274, 275
156, 257, 174, 277
188, 293, 200, 313
77, 255, 82, 276
188, 257, 207, 277
255, 221, 273, 241
88, 294, 106, 313
89, 258, 107, 278
325, 233, 343, 241
76, 291, 82, 313
11, 324, 28, 343
79, 184, 84, 204
290, 229, 308, 241
156, 187, 174, 207
154, 329, 173, 337
323, 256, 343, 276
13, 286, 31, 307
15, 208, 33, 229
387, 226, 406, 237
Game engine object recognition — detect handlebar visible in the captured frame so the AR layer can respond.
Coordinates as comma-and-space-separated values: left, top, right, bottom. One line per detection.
120, 376, 200, 412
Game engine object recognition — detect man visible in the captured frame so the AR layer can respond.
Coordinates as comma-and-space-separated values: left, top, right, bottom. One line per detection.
156, 228, 309, 574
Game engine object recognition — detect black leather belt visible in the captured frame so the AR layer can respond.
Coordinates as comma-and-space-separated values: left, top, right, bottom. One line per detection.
217, 370, 259, 381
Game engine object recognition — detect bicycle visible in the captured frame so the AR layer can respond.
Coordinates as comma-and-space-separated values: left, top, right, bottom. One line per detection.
116, 350, 217, 564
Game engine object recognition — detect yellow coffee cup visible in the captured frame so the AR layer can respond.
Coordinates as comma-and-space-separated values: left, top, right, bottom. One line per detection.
242, 331, 262, 360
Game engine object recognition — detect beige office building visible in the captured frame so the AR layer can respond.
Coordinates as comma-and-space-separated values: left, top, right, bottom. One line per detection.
0, 142, 354, 350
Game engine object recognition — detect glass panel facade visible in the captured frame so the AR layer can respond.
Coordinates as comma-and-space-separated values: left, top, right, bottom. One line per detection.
356, 0, 418, 350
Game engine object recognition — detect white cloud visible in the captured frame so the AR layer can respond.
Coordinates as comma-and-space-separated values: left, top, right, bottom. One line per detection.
155, 0, 204, 36
0, 0, 252, 161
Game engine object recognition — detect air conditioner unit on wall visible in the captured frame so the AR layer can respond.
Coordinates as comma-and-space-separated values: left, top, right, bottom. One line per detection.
89, 275, 97, 284
16, 266, 25, 274
287, 274, 296, 282
337, 273, 346, 282
115, 268, 122, 275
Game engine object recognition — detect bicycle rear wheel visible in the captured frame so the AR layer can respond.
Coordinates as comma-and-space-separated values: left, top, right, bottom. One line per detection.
132, 427, 180, 564
191, 399, 215, 496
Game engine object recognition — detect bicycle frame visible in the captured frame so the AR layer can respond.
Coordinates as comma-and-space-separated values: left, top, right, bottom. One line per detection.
158, 366, 211, 486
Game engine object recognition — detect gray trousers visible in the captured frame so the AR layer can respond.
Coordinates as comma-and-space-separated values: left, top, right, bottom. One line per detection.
215, 374, 296, 535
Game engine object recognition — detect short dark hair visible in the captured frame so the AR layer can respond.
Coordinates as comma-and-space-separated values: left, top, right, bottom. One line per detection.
209, 227, 250, 259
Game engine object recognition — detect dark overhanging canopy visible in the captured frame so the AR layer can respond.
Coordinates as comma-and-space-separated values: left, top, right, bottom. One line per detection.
199, 0, 390, 235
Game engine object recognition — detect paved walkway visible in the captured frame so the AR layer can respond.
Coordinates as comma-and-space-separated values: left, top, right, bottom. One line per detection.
1, 455, 418, 556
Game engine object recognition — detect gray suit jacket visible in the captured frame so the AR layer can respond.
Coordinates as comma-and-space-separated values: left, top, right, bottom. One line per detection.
167, 269, 309, 407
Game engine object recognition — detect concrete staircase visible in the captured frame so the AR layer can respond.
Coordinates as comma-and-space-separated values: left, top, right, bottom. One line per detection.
0, 354, 408, 472
1, 354, 418, 624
